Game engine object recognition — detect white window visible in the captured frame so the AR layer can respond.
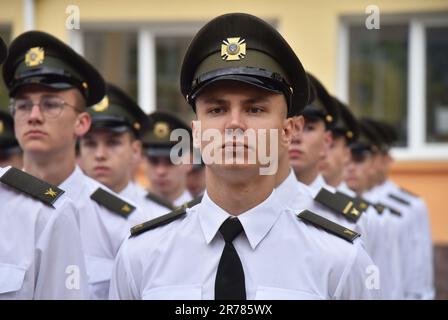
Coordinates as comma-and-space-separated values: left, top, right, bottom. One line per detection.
0, 25, 11, 108
338, 13, 448, 160
69, 22, 203, 121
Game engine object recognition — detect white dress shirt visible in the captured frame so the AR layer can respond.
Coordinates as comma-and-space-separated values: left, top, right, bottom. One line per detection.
110, 189, 380, 300
60, 166, 139, 300
373, 179, 434, 299
0, 166, 88, 299
119, 182, 164, 223
337, 182, 404, 299
173, 190, 193, 207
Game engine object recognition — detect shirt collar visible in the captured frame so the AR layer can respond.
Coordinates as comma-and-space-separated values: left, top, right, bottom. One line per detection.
59, 165, 84, 202
198, 189, 282, 250
276, 168, 312, 209
308, 174, 335, 197
337, 181, 357, 198
174, 190, 192, 207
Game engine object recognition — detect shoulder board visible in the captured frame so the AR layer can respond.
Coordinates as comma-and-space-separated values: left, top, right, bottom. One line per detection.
146, 191, 176, 211
130, 196, 202, 237
176, 195, 203, 210
297, 210, 360, 243
315, 188, 362, 223
0, 167, 64, 207
377, 202, 402, 217
91, 188, 135, 218
337, 192, 371, 212
388, 193, 411, 206
399, 187, 419, 198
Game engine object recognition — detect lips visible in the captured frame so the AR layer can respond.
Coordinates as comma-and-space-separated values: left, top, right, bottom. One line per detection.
93, 166, 111, 174
24, 130, 47, 138
288, 149, 303, 158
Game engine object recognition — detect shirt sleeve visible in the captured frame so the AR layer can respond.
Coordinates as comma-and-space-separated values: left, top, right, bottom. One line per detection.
109, 239, 139, 300
334, 240, 382, 300
34, 198, 89, 299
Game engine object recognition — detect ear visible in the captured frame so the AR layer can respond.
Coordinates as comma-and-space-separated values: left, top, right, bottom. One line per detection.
131, 139, 142, 162
192, 120, 201, 149
293, 116, 304, 136
320, 129, 333, 158
74, 112, 91, 138
281, 117, 294, 146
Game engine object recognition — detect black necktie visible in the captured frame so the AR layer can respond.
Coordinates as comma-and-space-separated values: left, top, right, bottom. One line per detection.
215, 217, 246, 300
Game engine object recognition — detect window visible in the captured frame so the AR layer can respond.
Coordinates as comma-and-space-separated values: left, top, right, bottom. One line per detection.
76, 24, 199, 123
349, 25, 408, 147
84, 31, 138, 103
426, 26, 448, 143
340, 14, 448, 159
0, 25, 11, 111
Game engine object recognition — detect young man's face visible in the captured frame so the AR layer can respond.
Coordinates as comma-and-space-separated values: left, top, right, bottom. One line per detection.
289, 118, 332, 174
321, 135, 350, 184
12, 85, 90, 156
144, 155, 191, 198
194, 80, 292, 178
79, 129, 141, 192
345, 153, 374, 194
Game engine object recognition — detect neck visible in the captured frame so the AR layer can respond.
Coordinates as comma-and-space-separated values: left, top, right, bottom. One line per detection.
155, 184, 185, 203
114, 178, 131, 194
206, 167, 275, 216
293, 163, 319, 186
323, 172, 343, 188
23, 149, 76, 186
275, 156, 291, 187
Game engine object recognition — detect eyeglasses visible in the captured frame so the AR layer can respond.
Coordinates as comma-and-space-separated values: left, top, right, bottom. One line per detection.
9, 96, 80, 119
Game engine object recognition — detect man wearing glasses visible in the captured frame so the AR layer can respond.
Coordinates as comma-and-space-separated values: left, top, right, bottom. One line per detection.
2, 31, 141, 299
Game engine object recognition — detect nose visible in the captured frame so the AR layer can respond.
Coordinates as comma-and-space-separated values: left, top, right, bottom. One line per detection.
94, 143, 108, 160
225, 108, 246, 131
27, 104, 44, 124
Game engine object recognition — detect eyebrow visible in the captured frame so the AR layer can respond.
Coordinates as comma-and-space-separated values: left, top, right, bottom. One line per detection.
200, 96, 270, 105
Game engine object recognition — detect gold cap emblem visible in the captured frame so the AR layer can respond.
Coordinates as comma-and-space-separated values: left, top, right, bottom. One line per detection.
325, 114, 333, 123
25, 47, 45, 67
133, 122, 141, 131
346, 131, 353, 139
154, 121, 169, 138
92, 96, 109, 112
221, 37, 246, 61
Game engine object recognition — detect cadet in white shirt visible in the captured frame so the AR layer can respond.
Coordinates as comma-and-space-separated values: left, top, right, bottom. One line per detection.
346, 121, 409, 299
140, 111, 194, 214
288, 75, 369, 234
320, 98, 401, 299
361, 119, 434, 299
78, 83, 159, 223
110, 13, 379, 300
2, 31, 141, 299
0, 166, 88, 299
0, 37, 87, 300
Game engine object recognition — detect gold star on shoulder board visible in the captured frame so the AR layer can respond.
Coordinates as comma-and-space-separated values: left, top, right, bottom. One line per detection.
44, 188, 58, 198
121, 204, 132, 213
25, 47, 45, 67
221, 37, 246, 61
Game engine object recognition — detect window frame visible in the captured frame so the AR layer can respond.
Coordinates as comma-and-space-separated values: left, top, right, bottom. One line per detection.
68, 21, 204, 114
338, 13, 448, 161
